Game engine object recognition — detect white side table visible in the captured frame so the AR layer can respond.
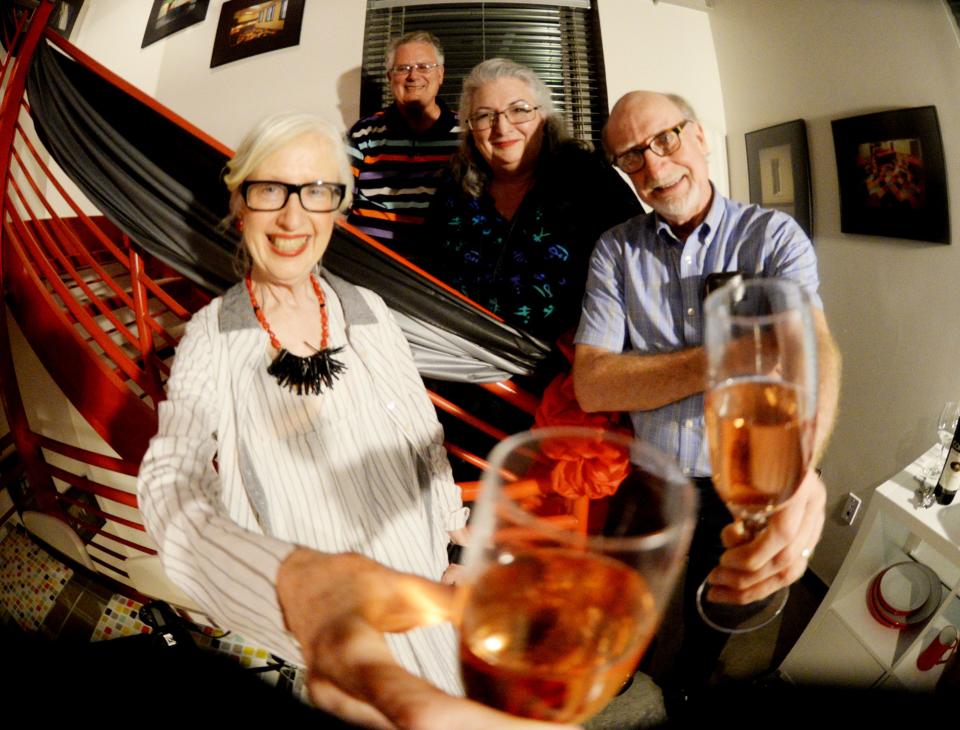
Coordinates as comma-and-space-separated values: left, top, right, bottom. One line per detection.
780, 446, 960, 690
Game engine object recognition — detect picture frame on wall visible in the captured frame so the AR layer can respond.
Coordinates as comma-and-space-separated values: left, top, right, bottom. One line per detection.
831, 106, 949, 244
48, 0, 84, 40
141, 0, 210, 49
210, 0, 305, 69
745, 120, 813, 237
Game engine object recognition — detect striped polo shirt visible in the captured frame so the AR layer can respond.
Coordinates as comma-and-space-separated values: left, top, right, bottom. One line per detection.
346, 100, 461, 259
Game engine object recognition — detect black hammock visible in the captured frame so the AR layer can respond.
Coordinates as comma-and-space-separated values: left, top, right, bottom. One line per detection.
24, 38, 550, 381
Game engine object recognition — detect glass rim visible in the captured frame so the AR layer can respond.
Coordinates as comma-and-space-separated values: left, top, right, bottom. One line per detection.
704, 277, 812, 325
479, 426, 698, 552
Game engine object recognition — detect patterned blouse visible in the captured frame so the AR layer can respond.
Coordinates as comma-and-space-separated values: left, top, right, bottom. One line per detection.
423, 142, 642, 344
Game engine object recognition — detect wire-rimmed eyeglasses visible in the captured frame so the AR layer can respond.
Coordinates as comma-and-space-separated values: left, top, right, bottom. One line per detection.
613, 120, 691, 174
467, 104, 541, 132
241, 180, 346, 213
389, 63, 441, 75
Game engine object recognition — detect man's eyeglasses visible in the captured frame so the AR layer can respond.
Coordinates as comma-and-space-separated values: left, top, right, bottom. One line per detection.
467, 104, 540, 132
389, 63, 440, 76
241, 180, 346, 213
613, 120, 691, 173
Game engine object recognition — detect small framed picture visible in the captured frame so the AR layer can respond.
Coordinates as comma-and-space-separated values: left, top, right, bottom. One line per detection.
141, 0, 209, 49
831, 106, 949, 244
47, 0, 84, 40
745, 120, 813, 238
210, 0, 305, 69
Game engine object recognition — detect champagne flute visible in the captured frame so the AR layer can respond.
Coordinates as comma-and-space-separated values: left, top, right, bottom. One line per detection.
457, 426, 697, 723
697, 278, 818, 633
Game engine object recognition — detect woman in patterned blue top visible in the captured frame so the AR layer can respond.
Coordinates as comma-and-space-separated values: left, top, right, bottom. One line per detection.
424, 58, 641, 346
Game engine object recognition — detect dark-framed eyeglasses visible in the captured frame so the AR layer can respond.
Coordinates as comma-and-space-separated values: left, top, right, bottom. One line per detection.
467, 104, 541, 132
389, 63, 440, 76
613, 119, 692, 173
241, 180, 346, 213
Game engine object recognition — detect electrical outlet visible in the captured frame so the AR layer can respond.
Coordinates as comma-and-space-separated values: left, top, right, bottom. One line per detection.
841, 493, 862, 525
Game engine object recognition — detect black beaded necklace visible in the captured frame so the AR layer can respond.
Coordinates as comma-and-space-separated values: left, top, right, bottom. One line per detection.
244, 273, 346, 395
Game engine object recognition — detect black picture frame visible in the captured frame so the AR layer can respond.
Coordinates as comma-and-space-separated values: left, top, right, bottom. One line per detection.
831, 106, 949, 244
745, 120, 813, 238
210, 0, 304, 69
47, 0, 84, 40
141, 0, 209, 49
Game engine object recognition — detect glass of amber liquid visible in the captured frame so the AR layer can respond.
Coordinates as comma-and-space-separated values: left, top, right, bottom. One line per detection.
457, 426, 697, 723
697, 277, 818, 633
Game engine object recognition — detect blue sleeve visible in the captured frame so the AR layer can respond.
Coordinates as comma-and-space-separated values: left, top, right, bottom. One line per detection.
574, 232, 628, 353
762, 212, 823, 309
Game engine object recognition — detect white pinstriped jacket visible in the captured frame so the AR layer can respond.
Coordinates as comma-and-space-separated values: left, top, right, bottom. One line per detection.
137, 271, 468, 668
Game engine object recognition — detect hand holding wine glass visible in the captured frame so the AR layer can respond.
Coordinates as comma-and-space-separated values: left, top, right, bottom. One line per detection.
458, 427, 697, 724
697, 277, 818, 633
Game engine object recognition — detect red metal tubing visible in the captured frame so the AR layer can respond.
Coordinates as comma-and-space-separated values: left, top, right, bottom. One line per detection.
6, 173, 142, 352
6, 209, 157, 393
45, 464, 138, 509
12, 124, 141, 302
0, 1, 52, 210
37, 436, 140, 476
427, 389, 510, 443
128, 245, 165, 403
479, 380, 540, 415
444, 442, 491, 472
13, 120, 192, 327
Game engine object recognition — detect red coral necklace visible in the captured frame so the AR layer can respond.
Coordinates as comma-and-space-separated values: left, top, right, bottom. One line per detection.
244, 272, 346, 395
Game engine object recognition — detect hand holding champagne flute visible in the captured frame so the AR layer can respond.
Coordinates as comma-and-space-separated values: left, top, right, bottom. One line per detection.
698, 277, 818, 633
458, 427, 697, 723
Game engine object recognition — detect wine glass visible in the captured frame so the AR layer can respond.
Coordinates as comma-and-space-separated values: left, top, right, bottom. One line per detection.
697, 277, 818, 633
457, 426, 697, 723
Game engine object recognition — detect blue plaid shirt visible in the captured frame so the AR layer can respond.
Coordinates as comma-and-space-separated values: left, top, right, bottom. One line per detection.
575, 187, 822, 477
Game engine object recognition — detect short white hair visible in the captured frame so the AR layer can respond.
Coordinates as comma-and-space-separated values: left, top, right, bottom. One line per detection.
224, 111, 353, 218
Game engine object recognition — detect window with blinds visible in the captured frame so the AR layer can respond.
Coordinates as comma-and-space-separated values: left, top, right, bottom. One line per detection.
359, 1, 608, 150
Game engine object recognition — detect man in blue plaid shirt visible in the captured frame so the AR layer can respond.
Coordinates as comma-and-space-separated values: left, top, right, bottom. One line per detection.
573, 91, 841, 711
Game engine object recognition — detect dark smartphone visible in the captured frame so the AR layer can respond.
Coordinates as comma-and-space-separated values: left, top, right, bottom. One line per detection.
702, 271, 747, 300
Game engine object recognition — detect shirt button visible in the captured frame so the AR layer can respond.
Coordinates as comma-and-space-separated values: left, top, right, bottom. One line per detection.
386, 402, 396, 411
685, 256, 692, 264
684, 419, 694, 428
687, 307, 695, 316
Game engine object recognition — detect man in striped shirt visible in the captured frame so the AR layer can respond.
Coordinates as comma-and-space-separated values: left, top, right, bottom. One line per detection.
347, 31, 460, 258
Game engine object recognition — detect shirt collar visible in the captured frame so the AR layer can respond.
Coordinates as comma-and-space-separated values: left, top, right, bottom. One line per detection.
653, 181, 722, 246
219, 268, 376, 333
385, 97, 458, 137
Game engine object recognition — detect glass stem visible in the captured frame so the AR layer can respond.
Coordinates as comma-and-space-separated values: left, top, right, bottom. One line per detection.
741, 514, 768, 542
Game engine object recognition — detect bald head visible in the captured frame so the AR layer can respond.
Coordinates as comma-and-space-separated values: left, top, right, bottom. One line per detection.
604, 92, 696, 155
604, 90, 713, 238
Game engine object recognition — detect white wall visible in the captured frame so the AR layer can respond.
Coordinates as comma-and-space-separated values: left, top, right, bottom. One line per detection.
710, 0, 960, 582
72, 0, 366, 148
599, 0, 728, 195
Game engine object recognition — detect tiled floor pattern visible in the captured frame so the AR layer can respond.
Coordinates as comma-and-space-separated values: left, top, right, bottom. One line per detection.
0, 525, 73, 631
1, 525, 304, 696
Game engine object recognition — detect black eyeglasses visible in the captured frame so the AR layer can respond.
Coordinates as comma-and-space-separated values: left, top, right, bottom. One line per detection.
241, 180, 346, 213
389, 63, 441, 75
467, 104, 541, 131
613, 120, 691, 173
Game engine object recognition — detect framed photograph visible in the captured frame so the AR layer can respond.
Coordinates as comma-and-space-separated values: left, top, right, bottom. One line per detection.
210, 0, 305, 69
47, 0, 84, 40
831, 106, 949, 244
745, 120, 813, 237
141, 0, 209, 49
